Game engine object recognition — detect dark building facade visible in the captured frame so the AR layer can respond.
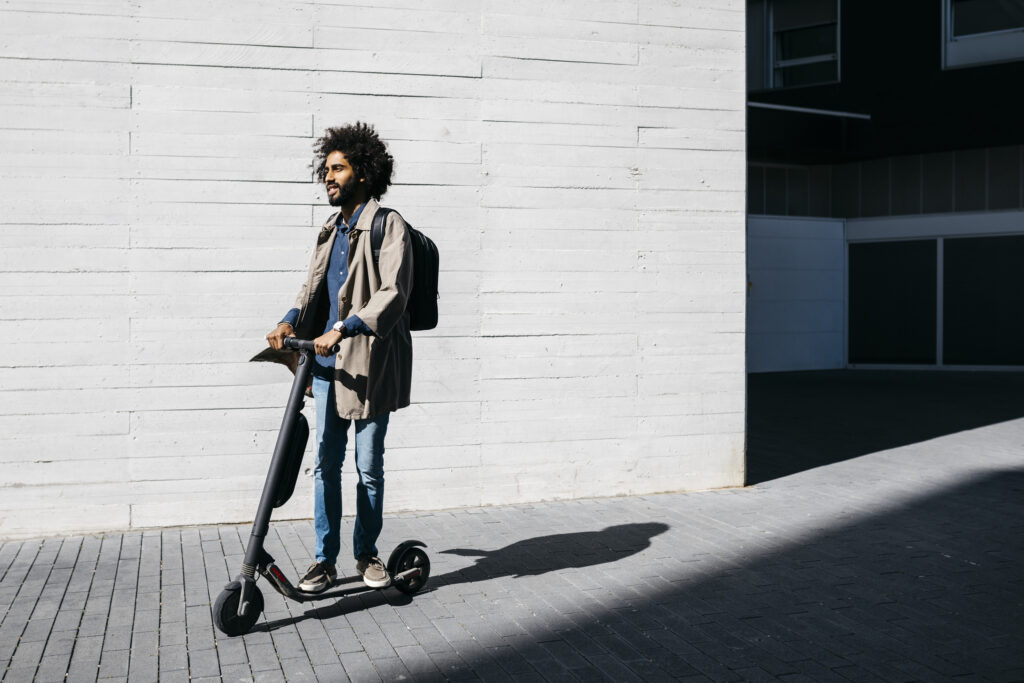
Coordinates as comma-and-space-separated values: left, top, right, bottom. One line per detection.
746, 0, 1024, 370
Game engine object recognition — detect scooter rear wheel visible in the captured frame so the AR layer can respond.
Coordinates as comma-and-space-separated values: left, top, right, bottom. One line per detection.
392, 547, 430, 595
213, 584, 264, 637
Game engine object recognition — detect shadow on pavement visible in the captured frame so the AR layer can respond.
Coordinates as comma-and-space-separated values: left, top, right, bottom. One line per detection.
435, 522, 670, 588
253, 522, 669, 632
252, 584, 413, 633
747, 370, 1024, 485
237, 472, 1024, 678
451, 469, 1024, 679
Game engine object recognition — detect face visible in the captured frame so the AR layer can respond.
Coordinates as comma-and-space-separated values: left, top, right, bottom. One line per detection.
324, 150, 361, 207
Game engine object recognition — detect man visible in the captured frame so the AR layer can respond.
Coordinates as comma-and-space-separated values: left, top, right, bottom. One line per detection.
265, 122, 413, 593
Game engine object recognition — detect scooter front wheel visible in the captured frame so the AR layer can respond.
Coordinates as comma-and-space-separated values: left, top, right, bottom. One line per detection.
213, 583, 263, 637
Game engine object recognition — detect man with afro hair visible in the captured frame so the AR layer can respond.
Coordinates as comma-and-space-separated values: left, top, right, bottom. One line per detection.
266, 122, 414, 592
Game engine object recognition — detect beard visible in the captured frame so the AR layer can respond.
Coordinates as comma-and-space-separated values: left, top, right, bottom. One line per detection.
327, 176, 359, 206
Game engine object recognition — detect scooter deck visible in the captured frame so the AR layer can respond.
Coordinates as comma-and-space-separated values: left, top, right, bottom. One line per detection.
261, 554, 424, 603
289, 575, 390, 602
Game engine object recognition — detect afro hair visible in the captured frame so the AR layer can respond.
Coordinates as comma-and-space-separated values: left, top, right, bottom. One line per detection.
313, 122, 394, 200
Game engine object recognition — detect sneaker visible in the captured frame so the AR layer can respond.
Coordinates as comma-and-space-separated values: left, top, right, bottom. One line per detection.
297, 561, 336, 593
356, 557, 391, 589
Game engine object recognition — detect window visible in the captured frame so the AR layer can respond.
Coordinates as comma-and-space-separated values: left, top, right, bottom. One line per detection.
770, 0, 840, 88
943, 0, 1024, 69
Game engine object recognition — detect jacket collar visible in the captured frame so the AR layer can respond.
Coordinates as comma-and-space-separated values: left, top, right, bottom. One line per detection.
352, 197, 379, 231
321, 197, 379, 233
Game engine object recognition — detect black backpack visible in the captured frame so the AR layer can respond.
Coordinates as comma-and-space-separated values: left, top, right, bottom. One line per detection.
371, 207, 439, 331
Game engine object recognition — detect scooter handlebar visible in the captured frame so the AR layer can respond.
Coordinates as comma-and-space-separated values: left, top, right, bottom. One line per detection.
282, 337, 340, 354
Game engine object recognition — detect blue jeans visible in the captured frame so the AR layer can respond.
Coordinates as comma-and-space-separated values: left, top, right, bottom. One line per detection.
311, 375, 389, 565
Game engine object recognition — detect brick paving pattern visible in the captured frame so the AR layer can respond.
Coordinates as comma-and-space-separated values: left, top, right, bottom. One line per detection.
2, 371, 1023, 681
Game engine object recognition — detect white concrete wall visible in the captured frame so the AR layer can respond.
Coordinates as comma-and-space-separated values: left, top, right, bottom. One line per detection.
746, 216, 846, 372
0, 0, 747, 538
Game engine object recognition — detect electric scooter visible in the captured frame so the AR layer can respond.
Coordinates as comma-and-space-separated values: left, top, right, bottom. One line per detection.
213, 336, 430, 637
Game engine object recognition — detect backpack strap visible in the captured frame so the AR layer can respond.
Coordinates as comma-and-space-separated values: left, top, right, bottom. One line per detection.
370, 207, 394, 268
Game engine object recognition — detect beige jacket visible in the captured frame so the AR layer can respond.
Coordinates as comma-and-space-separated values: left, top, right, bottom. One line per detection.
291, 197, 414, 419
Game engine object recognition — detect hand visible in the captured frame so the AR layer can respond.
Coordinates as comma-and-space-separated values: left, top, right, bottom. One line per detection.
266, 323, 294, 350
313, 329, 344, 356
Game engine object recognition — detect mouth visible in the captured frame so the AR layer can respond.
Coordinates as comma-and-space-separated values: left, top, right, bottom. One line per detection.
327, 184, 339, 193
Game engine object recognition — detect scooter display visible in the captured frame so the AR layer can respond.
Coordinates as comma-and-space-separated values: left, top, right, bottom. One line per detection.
213, 336, 430, 637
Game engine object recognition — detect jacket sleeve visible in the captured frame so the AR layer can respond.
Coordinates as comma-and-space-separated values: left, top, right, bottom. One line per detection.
354, 212, 413, 337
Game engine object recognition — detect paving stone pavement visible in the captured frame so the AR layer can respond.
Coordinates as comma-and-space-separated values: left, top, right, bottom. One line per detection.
2, 371, 1023, 682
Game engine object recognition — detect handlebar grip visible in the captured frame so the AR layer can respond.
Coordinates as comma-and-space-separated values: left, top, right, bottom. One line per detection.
282, 337, 340, 354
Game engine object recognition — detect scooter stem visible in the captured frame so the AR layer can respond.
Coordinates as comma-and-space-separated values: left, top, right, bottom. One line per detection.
242, 348, 315, 570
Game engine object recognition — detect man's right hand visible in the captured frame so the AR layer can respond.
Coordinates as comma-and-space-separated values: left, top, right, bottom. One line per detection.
266, 323, 295, 350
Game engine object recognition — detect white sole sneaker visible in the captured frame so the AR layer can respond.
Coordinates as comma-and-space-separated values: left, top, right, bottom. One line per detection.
356, 559, 392, 589
362, 572, 391, 589
297, 564, 336, 593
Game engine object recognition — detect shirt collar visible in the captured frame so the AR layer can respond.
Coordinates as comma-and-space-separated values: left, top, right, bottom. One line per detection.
337, 202, 366, 233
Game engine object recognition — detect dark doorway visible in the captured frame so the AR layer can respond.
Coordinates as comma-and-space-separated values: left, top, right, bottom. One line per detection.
849, 239, 937, 364
944, 234, 1024, 365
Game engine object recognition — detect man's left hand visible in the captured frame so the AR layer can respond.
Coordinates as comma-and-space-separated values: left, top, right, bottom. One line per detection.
313, 329, 344, 356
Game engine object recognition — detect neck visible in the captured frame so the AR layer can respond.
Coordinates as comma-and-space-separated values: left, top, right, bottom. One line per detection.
341, 192, 368, 224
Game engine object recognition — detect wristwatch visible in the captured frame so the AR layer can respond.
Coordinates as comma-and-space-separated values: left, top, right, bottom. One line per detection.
331, 321, 347, 337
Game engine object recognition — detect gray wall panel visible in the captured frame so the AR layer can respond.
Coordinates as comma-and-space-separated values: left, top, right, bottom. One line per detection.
954, 149, 987, 212
987, 146, 1022, 210
922, 151, 955, 214
0, 0, 748, 538
890, 154, 922, 215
